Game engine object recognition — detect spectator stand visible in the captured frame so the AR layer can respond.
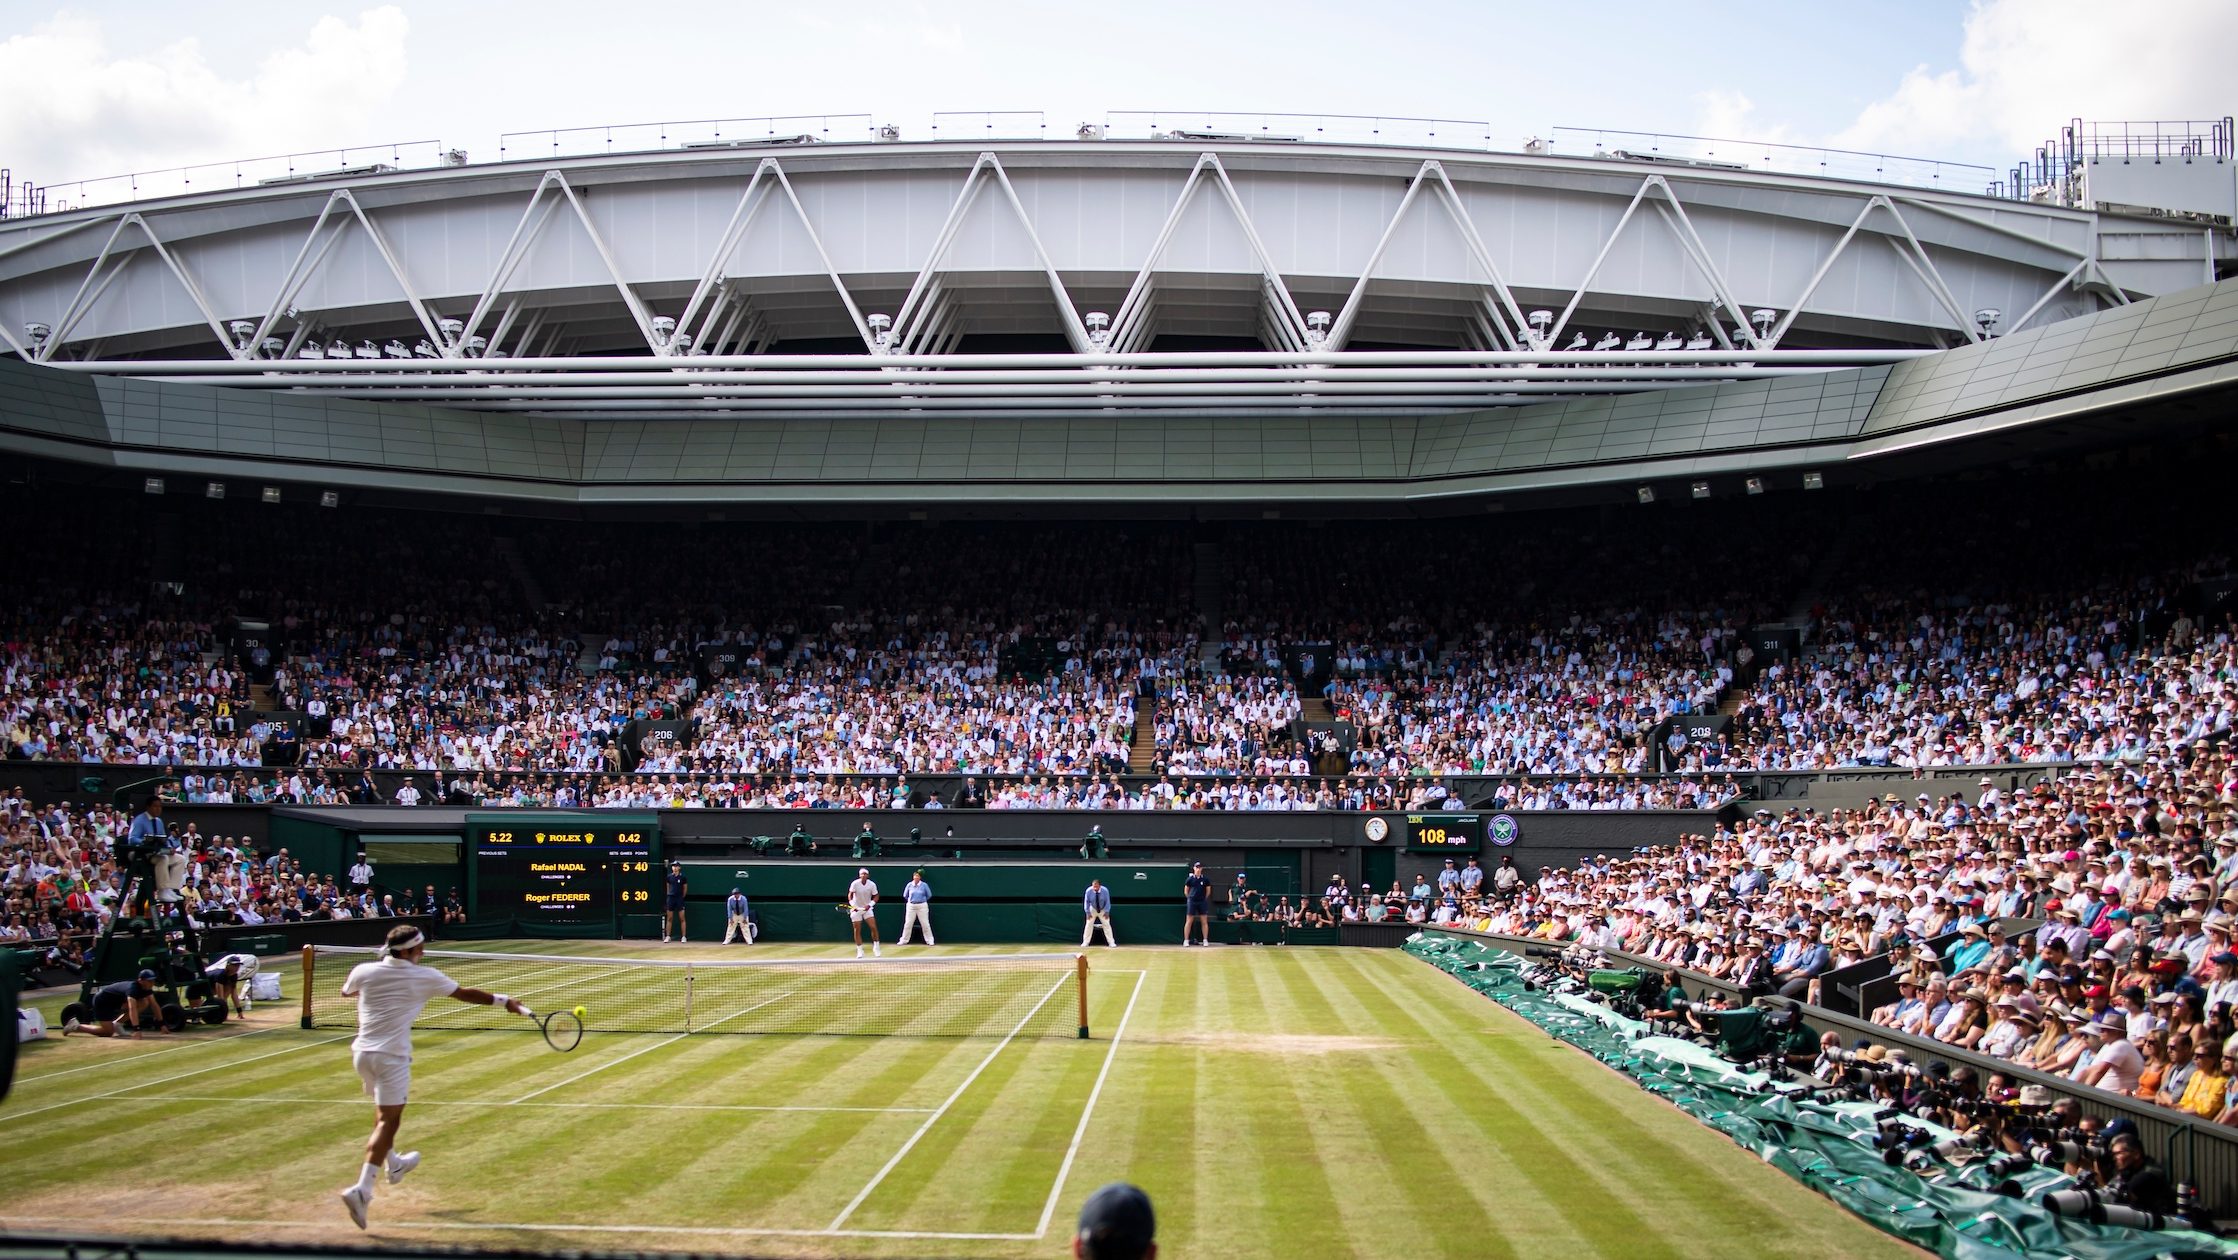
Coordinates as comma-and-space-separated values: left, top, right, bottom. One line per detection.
1423, 924, 2238, 1220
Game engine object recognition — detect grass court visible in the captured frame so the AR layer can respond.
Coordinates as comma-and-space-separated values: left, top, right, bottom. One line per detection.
0, 941, 1914, 1259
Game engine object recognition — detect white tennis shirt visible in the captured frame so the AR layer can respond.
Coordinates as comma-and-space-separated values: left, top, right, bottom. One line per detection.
848, 878, 878, 910
342, 956, 460, 1056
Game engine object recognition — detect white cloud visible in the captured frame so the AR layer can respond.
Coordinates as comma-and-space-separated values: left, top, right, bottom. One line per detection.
1834, 0, 2238, 163
0, 7, 410, 189
1693, 90, 1790, 146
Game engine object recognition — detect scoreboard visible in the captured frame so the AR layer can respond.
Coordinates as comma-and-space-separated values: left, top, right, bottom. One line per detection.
466, 814, 661, 934
1404, 812, 1482, 852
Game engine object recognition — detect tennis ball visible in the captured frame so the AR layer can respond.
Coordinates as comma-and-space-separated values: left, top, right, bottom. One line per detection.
573, 1005, 588, 1019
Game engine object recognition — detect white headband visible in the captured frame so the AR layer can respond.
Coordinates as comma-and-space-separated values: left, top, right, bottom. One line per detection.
381, 927, 426, 957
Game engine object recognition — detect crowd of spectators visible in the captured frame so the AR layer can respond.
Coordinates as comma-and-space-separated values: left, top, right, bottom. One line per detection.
1, 793, 452, 958
1460, 735, 2238, 1124
3, 455, 2235, 794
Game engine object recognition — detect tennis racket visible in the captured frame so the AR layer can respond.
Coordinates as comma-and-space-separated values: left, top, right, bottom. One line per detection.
518, 1005, 584, 1052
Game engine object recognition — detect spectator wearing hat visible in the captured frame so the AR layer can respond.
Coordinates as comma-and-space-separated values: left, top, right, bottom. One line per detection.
2204, 951, 2238, 1011
2072, 1013, 2146, 1094
1074, 1182, 1155, 1260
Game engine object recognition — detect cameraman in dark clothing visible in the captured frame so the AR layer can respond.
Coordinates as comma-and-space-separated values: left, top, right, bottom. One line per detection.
2103, 1132, 2177, 1217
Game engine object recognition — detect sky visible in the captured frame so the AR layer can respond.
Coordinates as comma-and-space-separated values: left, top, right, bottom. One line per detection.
0, 0, 2232, 192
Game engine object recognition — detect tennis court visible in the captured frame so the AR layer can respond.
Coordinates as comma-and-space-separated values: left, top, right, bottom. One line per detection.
0, 942, 1913, 1259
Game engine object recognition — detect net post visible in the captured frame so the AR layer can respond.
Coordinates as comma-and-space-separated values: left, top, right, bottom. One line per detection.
1076, 952, 1090, 1039
299, 946, 315, 1030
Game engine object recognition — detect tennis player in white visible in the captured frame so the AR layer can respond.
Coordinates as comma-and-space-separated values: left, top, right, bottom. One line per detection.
847, 868, 881, 958
338, 924, 525, 1229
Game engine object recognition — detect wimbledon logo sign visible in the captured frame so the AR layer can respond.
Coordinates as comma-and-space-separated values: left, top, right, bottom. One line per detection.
1489, 814, 1519, 846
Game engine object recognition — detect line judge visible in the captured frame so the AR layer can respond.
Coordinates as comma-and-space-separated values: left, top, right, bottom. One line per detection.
896, 869, 935, 945
1082, 878, 1117, 947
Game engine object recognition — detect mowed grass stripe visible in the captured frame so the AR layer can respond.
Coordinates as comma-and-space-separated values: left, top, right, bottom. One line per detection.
1342, 953, 1836, 1228
1123, 958, 1199, 1258
841, 974, 1136, 1233
1315, 952, 1680, 1257
1217, 949, 1356, 1252
595, 1032, 1000, 1231
1348, 952, 1918, 1259
1264, 952, 1528, 1260
1337, 956, 1783, 1219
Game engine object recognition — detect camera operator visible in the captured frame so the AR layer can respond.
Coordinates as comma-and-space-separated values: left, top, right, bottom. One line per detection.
2103, 1132, 2176, 1216
1635, 968, 1690, 1023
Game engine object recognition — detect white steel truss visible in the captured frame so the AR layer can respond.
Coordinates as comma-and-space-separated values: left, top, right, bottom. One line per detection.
4, 144, 2147, 418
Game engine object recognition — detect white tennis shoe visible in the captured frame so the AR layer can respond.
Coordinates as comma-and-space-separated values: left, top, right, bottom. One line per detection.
340, 1187, 370, 1229
873, 942, 881, 957
386, 1151, 419, 1185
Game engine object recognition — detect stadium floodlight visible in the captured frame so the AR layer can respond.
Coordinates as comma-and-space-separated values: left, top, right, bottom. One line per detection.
1690, 481, 1711, 500
1685, 332, 1712, 350
1802, 471, 1824, 490
319, 490, 340, 508
1563, 332, 1587, 350
867, 313, 894, 353
354, 341, 379, 359
261, 338, 285, 358
328, 339, 350, 359
228, 320, 255, 350
413, 340, 438, 358
464, 335, 488, 357
438, 317, 464, 341
143, 477, 164, 495
300, 344, 325, 359
383, 340, 410, 359
205, 480, 225, 500
1527, 309, 1553, 340
1077, 122, 1107, 140
1744, 476, 1765, 496
651, 315, 678, 344
1975, 308, 2002, 338
1749, 308, 1777, 340
1305, 310, 1331, 348
671, 332, 694, 353
261, 486, 282, 504
23, 321, 50, 350
1656, 333, 1683, 350
877, 123, 903, 142
1625, 332, 1652, 350
1084, 311, 1111, 348
1636, 486, 1655, 504
1593, 332, 1622, 351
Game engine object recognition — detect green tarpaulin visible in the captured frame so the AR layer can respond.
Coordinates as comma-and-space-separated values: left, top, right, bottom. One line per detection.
1406, 935, 2237, 1259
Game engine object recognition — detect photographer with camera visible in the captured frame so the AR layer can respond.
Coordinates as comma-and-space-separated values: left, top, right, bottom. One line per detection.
2043, 1129, 2184, 1229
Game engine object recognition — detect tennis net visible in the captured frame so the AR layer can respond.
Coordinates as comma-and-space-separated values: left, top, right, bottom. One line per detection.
301, 945, 1090, 1039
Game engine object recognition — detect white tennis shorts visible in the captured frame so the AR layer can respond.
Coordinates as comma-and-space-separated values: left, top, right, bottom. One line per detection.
849, 908, 873, 923
354, 1050, 412, 1106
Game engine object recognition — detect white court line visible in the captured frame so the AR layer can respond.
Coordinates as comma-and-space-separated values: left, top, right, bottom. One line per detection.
825, 972, 1070, 1232
0, 1034, 353, 1125
0, 1216, 1039, 1243
150, 1095, 933, 1113
1, 968, 591, 1125
1034, 968, 1149, 1238
14, 1020, 294, 1083
507, 991, 795, 1104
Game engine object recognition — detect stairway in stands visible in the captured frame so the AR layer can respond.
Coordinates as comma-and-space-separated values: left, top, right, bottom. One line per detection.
1192, 539, 1228, 671
1129, 705, 1160, 773
1300, 696, 1334, 722
489, 535, 549, 607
